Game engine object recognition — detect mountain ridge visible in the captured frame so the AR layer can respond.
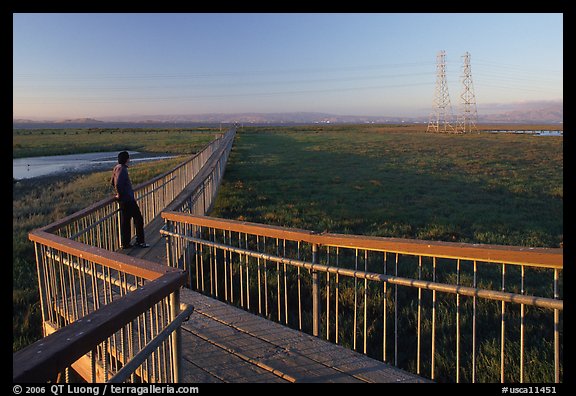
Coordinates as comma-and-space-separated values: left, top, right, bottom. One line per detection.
14, 102, 563, 125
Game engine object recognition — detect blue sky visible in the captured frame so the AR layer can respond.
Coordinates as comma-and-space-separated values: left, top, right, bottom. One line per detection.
13, 13, 563, 119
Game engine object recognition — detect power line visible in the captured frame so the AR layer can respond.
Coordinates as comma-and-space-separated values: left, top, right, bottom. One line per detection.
14, 81, 434, 105
12, 61, 432, 81
13, 71, 435, 91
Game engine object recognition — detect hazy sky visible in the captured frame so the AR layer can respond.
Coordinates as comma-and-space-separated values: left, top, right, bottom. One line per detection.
13, 13, 563, 119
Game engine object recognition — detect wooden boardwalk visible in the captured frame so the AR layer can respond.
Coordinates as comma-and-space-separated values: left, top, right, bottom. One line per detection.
182, 288, 431, 383
123, 205, 428, 382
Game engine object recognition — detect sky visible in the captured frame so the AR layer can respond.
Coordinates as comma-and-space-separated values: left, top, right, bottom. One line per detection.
13, 13, 563, 120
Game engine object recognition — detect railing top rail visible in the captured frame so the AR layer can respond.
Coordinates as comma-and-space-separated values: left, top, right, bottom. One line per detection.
29, 230, 181, 280
12, 271, 187, 383
161, 212, 563, 269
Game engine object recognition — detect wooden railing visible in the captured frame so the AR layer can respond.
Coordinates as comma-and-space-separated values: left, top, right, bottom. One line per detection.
14, 231, 192, 383
14, 129, 236, 383
161, 212, 563, 383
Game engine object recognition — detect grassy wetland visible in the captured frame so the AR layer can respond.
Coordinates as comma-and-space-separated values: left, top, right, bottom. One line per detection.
13, 124, 563, 382
13, 127, 219, 351
211, 124, 563, 248
208, 124, 563, 382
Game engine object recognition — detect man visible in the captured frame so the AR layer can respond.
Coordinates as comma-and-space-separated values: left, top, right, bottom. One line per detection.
111, 151, 149, 249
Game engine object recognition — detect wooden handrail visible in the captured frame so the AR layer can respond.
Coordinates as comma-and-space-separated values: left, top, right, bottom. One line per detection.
13, 271, 187, 383
161, 212, 563, 269
29, 230, 181, 280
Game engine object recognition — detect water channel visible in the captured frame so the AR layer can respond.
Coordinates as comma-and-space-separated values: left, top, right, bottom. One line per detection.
485, 130, 563, 136
13, 151, 177, 180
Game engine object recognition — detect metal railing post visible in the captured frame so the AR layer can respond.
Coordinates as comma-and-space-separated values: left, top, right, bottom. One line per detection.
33, 242, 49, 337
170, 289, 181, 383
165, 219, 173, 268
312, 243, 320, 337
115, 201, 122, 250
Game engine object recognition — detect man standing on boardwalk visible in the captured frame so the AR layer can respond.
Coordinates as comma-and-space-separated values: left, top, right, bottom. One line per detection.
111, 151, 149, 249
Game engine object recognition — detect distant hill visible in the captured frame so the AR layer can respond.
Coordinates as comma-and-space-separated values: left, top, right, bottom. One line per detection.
13, 119, 38, 123
59, 118, 104, 123
477, 102, 563, 124
14, 101, 563, 126
14, 117, 104, 124
97, 112, 395, 124
93, 102, 565, 125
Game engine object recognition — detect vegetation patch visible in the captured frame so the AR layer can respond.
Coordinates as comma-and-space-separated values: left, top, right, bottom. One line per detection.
212, 125, 562, 248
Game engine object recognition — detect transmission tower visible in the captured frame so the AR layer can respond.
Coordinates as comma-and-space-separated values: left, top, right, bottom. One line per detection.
427, 50, 455, 133
456, 52, 478, 133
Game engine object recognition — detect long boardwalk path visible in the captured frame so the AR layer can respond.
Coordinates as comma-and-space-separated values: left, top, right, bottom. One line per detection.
122, 177, 429, 383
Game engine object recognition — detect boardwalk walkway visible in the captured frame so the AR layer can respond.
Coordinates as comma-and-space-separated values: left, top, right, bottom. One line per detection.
122, 203, 428, 382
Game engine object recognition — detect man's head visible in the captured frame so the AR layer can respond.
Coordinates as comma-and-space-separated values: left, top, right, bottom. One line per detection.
118, 151, 130, 165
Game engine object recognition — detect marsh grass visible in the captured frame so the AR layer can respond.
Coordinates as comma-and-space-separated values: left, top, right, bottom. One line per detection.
13, 128, 216, 158
212, 125, 562, 247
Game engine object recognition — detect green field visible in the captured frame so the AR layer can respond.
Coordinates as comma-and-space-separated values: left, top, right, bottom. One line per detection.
212, 125, 563, 248
13, 127, 217, 158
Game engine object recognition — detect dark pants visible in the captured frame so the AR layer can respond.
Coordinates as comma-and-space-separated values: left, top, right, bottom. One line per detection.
119, 200, 145, 246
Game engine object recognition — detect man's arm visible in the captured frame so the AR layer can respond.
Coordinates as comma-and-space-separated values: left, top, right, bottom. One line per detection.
115, 166, 131, 200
